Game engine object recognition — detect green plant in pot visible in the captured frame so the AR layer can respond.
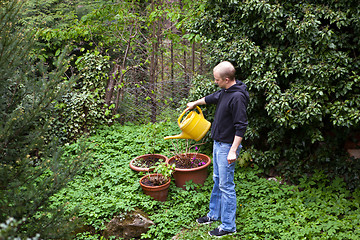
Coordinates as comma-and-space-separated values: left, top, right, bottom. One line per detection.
139, 162, 175, 202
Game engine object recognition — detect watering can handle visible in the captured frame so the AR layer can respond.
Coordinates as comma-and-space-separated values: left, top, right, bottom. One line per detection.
178, 106, 203, 125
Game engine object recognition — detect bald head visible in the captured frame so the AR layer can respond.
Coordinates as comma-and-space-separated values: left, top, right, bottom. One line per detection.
213, 61, 236, 81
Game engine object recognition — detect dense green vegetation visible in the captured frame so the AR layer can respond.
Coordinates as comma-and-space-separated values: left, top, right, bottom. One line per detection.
1, 0, 360, 239
189, 0, 360, 186
0, 1, 90, 238
23, 0, 205, 144
49, 123, 360, 239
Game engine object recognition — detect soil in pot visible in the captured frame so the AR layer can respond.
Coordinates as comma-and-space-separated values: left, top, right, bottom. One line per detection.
141, 175, 168, 187
130, 154, 168, 172
171, 155, 208, 169
133, 156, 163, 168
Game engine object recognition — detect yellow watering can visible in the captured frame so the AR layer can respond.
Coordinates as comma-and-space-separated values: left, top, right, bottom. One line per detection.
164, 106, 211, 141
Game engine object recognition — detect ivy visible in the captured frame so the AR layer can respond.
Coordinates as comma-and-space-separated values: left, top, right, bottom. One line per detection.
46, 51, 111, 144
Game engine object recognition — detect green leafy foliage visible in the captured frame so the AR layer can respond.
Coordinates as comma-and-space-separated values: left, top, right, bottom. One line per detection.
50, 122, 178, 231
49, 121, 213, 239
189, 0, 360, 186
149, 161, 176, 184
0, 1, 89, 238
52, 123, 359, 239
3, 0, 359, 238
47, 51, 111, 143
20, 0, 99, 29
176, 166, 360, 239
21, 0, 203, 140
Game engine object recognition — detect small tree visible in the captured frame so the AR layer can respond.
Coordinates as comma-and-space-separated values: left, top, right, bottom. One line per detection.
0, 1, 86, 238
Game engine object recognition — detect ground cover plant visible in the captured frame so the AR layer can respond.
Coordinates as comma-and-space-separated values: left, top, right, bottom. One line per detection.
50, 122, 359, 239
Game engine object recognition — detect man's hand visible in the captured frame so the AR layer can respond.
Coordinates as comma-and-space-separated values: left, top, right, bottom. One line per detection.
186, 98, 206, 112
227, 151, 237, 164
228, 136, 243, 164
186, 101, 197, 111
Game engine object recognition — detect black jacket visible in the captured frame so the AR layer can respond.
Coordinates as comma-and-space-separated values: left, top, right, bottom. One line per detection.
205, 80, 249, 143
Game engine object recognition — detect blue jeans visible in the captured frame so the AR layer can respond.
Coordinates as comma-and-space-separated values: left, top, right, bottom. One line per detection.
207, 140, 241, 232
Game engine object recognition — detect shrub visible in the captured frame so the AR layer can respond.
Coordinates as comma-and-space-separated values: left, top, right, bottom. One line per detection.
0, 1, 89, 238
47, 51, 111, 144
189, 0, 360, 186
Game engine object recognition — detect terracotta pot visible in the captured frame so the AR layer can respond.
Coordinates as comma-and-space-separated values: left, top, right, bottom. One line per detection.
167, 153, 211, 190
130, 154, 168, 172
139, 174, 171, 202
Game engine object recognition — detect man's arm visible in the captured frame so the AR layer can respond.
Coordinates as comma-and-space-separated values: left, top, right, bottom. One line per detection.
186, 97, 206, 111
227, 135, 243, 164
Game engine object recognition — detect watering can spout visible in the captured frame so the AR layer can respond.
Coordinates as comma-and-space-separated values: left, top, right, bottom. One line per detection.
164, 132, 192, 140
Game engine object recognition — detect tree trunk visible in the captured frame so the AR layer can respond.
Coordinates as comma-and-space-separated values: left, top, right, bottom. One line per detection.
191, 41, 195, 75
171, 40, 174, 81
149, 0, 161, 123
200, 44, 203, 75
114, 67, 125, 115
105, 64, 120, 106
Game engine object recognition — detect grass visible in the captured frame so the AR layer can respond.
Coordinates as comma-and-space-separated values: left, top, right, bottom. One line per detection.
53, 122, 360, 239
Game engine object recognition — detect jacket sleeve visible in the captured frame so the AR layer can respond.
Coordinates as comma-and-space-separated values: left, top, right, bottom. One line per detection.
231, 92, 248, 138
204, 90, 222, 104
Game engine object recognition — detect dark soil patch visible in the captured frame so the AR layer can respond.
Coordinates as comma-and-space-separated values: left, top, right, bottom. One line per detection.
133, 156, 164, 168
141, 176, 167, 186
170, 157, 207, 169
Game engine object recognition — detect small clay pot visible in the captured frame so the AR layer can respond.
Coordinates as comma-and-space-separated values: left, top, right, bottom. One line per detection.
139, 174, 171, 202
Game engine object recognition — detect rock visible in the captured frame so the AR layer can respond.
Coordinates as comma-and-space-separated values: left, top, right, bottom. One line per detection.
103, 210, 154, 240
347, 149, 360, 159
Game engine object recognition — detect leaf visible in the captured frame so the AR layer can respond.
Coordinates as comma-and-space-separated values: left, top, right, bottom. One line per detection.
55, 49, 61, 56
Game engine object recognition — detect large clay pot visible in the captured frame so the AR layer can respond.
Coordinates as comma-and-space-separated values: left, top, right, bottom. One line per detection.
167, 153, 211, 189
130, 154, 168, 172
139, 174, 171, 202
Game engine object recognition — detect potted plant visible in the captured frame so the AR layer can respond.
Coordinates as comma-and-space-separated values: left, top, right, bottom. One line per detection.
139, 162, 175, 202
166, 140, 211, 190
130, 154, 168, 172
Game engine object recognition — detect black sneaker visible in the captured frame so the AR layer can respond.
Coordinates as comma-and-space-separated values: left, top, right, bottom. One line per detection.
196, 216, 215, 224
208, 227, 236, 237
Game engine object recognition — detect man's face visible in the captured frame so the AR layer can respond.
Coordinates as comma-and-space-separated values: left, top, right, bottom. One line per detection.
213, 71, 227, 89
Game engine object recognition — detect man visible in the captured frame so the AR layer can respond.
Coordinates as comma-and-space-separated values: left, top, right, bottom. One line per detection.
186, 61, 249, 237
